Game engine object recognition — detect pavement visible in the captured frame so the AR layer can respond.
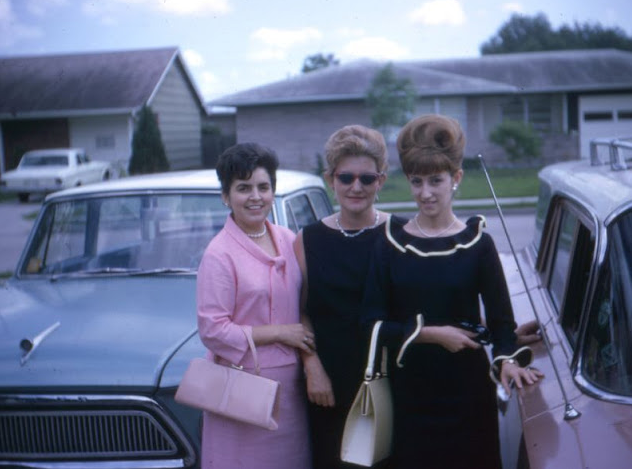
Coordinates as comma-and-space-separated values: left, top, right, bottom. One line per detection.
0, 196, 537, 275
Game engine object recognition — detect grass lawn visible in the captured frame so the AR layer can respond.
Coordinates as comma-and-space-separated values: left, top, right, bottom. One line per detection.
378, 167, 541, 203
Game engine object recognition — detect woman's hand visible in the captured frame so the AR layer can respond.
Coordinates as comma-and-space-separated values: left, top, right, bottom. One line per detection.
418, 325, 481, 353
500, 361, 544, 397
515, 320, 542, 346
302, 354, 335, 407
276, 323, 316, 354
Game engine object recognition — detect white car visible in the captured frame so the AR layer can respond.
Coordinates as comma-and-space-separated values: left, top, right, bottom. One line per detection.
0, 148, 112, 202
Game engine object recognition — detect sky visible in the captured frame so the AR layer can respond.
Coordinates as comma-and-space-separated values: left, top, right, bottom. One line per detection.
1, 0, 631, 102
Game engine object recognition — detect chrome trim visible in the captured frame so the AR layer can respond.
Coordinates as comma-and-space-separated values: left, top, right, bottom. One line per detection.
0, 394, 196, 469
20, 322, 61, 366
589, 137, 632, 170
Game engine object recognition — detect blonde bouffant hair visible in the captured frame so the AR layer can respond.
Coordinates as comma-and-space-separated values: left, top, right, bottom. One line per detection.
397, 114, 465, 176
324, 125, 388, 175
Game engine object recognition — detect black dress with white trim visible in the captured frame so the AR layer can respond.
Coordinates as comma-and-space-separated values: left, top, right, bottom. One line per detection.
362, 215, 519, 469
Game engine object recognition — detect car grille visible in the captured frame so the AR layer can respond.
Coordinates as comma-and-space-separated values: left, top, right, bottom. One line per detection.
1, 409, 178, 459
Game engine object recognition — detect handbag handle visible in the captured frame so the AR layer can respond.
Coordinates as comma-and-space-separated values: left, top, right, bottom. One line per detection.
217, 327, 261, 375
364, 321, 387, 380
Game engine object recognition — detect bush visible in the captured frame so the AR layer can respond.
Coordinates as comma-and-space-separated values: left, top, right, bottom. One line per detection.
489, 121, 542, 162
128, 105, 169, 175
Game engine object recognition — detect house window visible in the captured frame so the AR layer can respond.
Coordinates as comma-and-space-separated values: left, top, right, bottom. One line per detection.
617, 110, 632, 120
584, 112, 613, 121
501, 95, 552, 132
96, 135, 115, 149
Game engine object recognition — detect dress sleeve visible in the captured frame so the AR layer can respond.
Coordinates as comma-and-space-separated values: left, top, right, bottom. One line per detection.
361, 231, 415, 351
196, 248, 251, 365
478, 233, 518, 357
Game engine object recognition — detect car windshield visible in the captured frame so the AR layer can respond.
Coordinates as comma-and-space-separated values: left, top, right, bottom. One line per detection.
20, 193, 228, 276
582, 208, 632, 396
21, 154, 69, 167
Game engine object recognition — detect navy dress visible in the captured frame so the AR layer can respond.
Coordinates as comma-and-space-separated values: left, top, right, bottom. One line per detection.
362, 216, 518, 469
303, 216, 406, 469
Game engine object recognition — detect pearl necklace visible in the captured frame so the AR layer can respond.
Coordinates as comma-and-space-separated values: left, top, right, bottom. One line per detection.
335, 211, 380, 238
246, 224, 267, 238
414, 214, 457, 238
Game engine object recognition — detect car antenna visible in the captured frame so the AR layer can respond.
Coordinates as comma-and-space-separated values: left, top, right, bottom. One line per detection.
477, 154, 581, 421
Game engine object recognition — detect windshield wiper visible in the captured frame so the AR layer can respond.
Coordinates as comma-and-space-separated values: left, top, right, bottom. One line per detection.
128, 267, 195, 276
50, 267, 143, 281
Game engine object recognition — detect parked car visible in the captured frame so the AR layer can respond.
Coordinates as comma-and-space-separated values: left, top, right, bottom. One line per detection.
0, 169, 332, 468
0, 148, 112, 203
499, 137, 632, 468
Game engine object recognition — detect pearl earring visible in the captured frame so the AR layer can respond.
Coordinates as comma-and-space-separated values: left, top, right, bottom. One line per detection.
453, 184, 458, 191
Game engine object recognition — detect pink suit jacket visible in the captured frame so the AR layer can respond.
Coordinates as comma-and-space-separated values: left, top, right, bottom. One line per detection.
196, 215, 302, 369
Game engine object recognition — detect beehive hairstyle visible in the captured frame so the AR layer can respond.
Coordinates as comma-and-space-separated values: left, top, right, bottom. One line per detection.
397, 114, 465, 176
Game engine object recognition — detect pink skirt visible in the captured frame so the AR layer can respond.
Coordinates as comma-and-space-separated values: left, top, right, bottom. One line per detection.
200, 362, 311, 469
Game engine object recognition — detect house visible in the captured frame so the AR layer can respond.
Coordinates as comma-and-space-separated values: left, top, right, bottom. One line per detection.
0, 47, 207, 176
212, 49, 632, 170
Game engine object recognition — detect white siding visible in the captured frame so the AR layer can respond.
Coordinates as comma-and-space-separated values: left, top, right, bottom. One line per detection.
579, 94, 632, 158
69, 114, 132, 175
150, 61, 203, 170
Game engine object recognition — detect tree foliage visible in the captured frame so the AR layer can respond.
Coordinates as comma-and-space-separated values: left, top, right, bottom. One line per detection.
366, 63, 417, 132
128, 105, 170, 175
481, 13, 632, 54
301, 53, 340, 73
489, 121, 542, 162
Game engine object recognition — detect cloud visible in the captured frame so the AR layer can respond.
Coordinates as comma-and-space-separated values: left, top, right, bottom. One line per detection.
0, 0, 44, 48
81, 0, 230, 21
502, 3, 524, 13
155, 0, 231, 16
410, 0, 466, 26
342, 37, 409, 60
249, 27, 322, 62
25, 0, 69, 17
182, 49, 205, 68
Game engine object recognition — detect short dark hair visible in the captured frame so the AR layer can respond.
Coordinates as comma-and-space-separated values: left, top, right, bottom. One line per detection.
216, 143, 279, 195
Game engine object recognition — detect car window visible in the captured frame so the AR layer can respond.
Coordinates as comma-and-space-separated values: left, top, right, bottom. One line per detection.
308, 189, 332, 220
21, 194, 226, 275
284, 193, 318, 233
21, 154, 69, 167
547, 203, 595, 347
583, 209, 632, 396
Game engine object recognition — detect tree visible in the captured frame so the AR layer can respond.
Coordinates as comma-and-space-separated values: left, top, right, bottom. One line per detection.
366, 63, 417, 134
489, 121, 542, 162
301, 53, 340, 73
481, 13, 632, 54
128, 105, 170, 175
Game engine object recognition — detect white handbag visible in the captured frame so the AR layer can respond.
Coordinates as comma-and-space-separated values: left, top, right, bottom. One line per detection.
340, 320, 393, 466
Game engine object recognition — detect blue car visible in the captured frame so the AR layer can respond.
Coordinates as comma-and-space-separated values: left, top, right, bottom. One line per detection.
0, 169, 332, 469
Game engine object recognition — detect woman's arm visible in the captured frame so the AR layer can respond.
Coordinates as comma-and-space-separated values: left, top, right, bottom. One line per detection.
293, 230, 335, 406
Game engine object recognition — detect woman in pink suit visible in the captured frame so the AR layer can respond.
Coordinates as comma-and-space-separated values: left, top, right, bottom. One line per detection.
197, 143, 314, 469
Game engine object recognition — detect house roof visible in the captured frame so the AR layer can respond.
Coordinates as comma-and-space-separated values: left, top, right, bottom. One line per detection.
0, 47, 205, 119
213, 49, 632, 107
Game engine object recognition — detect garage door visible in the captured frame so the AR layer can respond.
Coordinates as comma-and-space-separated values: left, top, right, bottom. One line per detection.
579, 95, 632, 159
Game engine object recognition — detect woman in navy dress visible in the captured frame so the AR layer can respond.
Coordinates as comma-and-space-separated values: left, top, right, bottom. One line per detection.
362, 115, 543, 468
294, 125, 404, 468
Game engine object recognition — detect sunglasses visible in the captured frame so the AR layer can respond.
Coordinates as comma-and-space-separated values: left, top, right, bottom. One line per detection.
334, 172, 381, 186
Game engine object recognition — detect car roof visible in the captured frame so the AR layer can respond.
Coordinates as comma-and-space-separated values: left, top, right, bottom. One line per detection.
540, 159, 632, 222
45, 168, 326, 201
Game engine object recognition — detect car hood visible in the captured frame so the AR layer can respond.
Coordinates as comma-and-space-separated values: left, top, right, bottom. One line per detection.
0, 276, 199, 390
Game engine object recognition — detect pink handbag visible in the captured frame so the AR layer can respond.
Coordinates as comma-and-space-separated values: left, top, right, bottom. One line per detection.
175, 327, 281, 430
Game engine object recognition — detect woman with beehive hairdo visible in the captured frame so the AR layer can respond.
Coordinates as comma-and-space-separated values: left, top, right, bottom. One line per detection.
361, 114, 543, 468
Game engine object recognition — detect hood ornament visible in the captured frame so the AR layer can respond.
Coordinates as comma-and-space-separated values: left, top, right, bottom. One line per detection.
20, 321, 61, 366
